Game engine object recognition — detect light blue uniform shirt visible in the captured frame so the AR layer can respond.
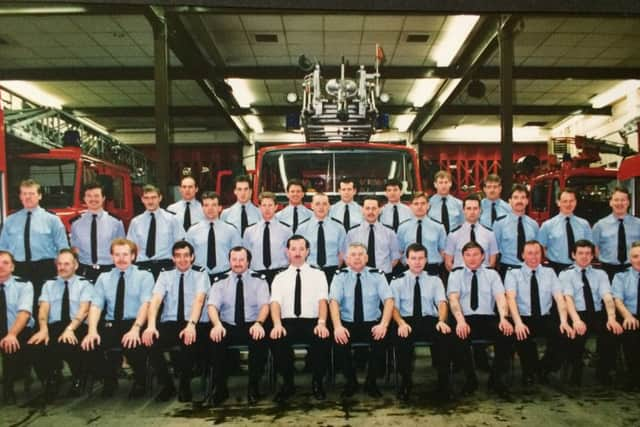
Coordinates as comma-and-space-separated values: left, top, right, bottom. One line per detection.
560, 265, 611, 313
0, 207, 68, 262
592, 214, 640, 265
480, 198, 512, 228
329, 268, 393, 322
276, 204, 313, 233
330, 201, 363, 231
445, 222, 499, 268
504, 264, 561, 316
153, 267, 210, 323
1, 276, 34, 329
209, 270, 270, 325
186, 219, 241, 275
39, 275, 92, 323
447, 266, 504, 316
243, 219, 292, 270
390, 270, 446, 318
538, 213, 593, 264
493, 213, 539, 266
428, 194, 464, 233
612, 267, 640, 315
345, 222, 400, 274
91, 265, 154, 321
70, 210, 125, 265
127, 209, 185, 261
396, 216, 446, 264
167, 199, 205, 229
379, 202, 413, 231
297, 216, 346, 267
220, 202, 261, 236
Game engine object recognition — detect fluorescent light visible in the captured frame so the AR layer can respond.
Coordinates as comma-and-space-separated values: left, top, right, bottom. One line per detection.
394, 114, 416, 132
407, 79, 443, 107
590, 80, 640, 108
225, 78, 255, 108
0, 6, 87, 14
244, 115, 263, 133
430, 15, 480, 66
0, 81, 64, 108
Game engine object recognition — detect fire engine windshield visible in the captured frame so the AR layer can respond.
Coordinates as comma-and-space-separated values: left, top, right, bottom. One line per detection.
8, 159, 76, 209
259, 148, 416, 204
566, 176, 617, 224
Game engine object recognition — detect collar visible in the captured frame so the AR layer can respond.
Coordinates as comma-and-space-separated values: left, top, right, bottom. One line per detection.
463, 265, 483, 274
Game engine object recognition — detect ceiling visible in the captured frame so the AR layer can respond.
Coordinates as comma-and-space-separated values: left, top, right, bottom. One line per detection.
0, 5, 639, 145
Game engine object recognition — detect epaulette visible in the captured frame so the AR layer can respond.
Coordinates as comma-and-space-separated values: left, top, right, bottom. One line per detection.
330, 217, 343, 225
107, 211, 123, 222
45, 209, 58, 216
163, 266, 176, 271
348, 223, 360, 231
480, 223, 493, 231
251, 272, 267, 280
298, 217, 311, 226
391, 272, 405, 280
77, 276, 91, 282
368, 268, 384, 274
451, 225, 462, 233
224, 220, 238, 230
561, 265, 575, 272
14, 276, 28, 282
427, 216, 442, 225
191, 265, 206, 272
309, 264, 322, 270
334, 267, 348, 275
507, 265, 521, 270
278, 220, 291, 227
494, 215, 507, 222
592, 264, 606, 271
451, 266, 464, 272
166, 209, 176, 215
213, 273, 229, 283
69, 214, 82, 225
382, 223, 394, 231
399, 218, 411, 226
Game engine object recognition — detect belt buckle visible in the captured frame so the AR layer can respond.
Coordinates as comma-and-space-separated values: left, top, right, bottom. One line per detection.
91, 264, 100, 270
105, 322, 113, 328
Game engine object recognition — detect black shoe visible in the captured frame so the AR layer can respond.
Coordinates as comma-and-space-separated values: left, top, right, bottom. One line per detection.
247, 384, 260, 405
67, 378, 83, 398
101, 379, 118, 398
155, 384, 176, 402
341, 381, 358, 398
211, 388, 229, 406
397, 385, 410, 402
129, 381, 146, 399
3, 384, 16, 405
178, 380, 192, 403
364, 382, 382, 398
461, 376, 478, 396
312, 380, 326, 401
274, 384, 295, 404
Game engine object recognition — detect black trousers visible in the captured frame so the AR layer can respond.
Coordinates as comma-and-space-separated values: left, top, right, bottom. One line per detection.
210, 322, 268, 390
621, 327, 640, 382
1, 328, 31, 387
393, 316, 451, 389
514, 315, 564, 377
78, 264, 114, 284
136, 259, 174, 281
271, 318, 330, 385
29, 323, 87, 382
452, 315, 512, 381
335, 320, 387, 384
85, 320, 147, 384
148, 322, 207, 388
567, 311, 617, 377
15, 259, 56, 315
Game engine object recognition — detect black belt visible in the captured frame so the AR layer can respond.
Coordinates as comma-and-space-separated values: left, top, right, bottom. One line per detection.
601, 262, 630, 269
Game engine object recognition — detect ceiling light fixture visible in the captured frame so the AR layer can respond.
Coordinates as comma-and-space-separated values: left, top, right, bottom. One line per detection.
244, 115, 264, 134
0, 81, 64, 108
394, 114, 416, 132
407, 78, 443, 108
589, 80, 640, 109
225, 78, 255, 108
430, 15, 480, 66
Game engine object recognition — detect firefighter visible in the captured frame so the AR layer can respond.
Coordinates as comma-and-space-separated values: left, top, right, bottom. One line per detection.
70, 182, 126, 283
592, 186, 640, 281
242, 192, 292, 286
142, 240, 209, 402
168, 175, 205, 232
275, 179, 313, 233
220, 175, 261, 238
186, 191, 241, 284
127, 184, 185, 280
428, 170, 463, 234
329, 177, 363, 232
538, 188, 592, 274
480, 174, 512, 228
379, 179, 413, 233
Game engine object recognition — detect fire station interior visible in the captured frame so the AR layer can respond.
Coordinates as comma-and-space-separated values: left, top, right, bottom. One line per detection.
1, 4, 640, 218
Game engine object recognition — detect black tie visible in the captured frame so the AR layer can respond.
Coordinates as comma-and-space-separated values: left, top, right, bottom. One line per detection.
294, 268, 302, 317
416, 219, 423, 245
530, 270, 541, 317
392, 205, 400, 232
517, 216, 526, 261
183, 202, 191, 231
441, 197, 450, 234
566, 217, 575, 260
470, 270, 479, 311
263, 222, 272, 269
0, 284, 6, 337
413, 276, 422, 318
146, 212, 156, 258
177, 273, 185, 323
114, 271, 125, 321
367, 224, 376, 268
24, 211, 32, 262
293, 206, 299, 233
582, 269, 595, 314
241, 205, 248, 237
343, 204, 351, 232
354, 273, 364, 323
317, 221, 326, 267
618, 218, 627, 265
207, 223, 216, 270
491, 202, 497, 225
470, 224, 476, 243
61, 280, 70, 324
91, 214, 98, 264
235, 274, 245, 326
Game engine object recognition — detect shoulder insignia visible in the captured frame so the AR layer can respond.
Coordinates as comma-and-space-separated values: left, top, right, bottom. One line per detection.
399, 218, 411, 225
391, 272, 405, 280
330, 217, 343, 225
213, 273, 229, 283
368, 268, 384, 274
251, 272, 267, 280
163, 266, 176, 271
495, 215, 507, 222
451, 266, 464, 272
278, 220, 291, 227
309, 264, 322, 270
348, 223, 360, 231
107, 211, 122, 221
69, 214, 82, 225
166, 209, 176, 215
382, 223, 394, 231
507, 265, 521, 270
562, 265, 575, 271
224, 220, 238, 230
334, 268, 348, 275
298, 217, 311, 226
480, 223, 493, 231
428, 217, 442, 224
191, 265, 206, 272
451, 225, 462, 233
45, 209, 58, 216
14, 276, 28, 282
